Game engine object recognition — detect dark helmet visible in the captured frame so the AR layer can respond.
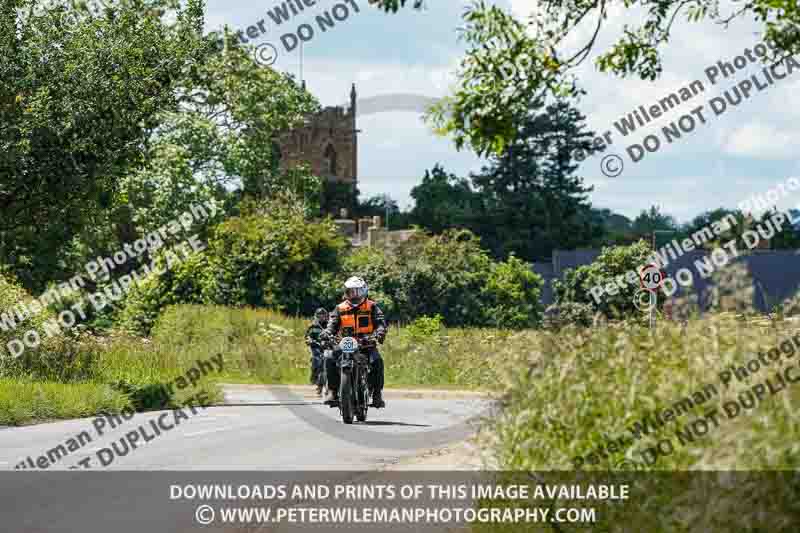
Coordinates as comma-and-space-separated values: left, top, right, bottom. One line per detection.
315, 307, 329, 324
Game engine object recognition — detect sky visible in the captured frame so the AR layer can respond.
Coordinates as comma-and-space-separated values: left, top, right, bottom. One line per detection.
204, 0, 800, 223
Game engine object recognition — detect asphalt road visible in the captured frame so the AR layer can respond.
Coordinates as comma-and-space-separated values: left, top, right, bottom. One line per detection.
1, 386, 490, 471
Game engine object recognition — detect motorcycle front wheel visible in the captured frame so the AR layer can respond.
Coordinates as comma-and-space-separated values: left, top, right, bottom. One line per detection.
339, 369, 354, 424
356, 366, 368, 422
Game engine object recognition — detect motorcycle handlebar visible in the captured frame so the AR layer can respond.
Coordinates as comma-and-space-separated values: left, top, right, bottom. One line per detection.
323, 333, 379, 347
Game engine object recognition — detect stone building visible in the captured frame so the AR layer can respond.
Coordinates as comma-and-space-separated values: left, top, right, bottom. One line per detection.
278, 83, 358, 210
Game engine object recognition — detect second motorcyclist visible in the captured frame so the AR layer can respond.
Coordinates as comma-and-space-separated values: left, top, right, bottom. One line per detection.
305, 307, 330, 396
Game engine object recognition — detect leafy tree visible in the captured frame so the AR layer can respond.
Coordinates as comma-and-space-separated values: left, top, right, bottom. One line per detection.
1, 0, 206, 290
428, 1, 567, 155
205, 196, 346, 314
354, 195, 413, 230
61, 21, 319, 283
116, 249, 216, 335
470, 99, 602, 261
409, 165, 479, 233
321, 181, 357, 216
355, 195, 398, 219
482, 254, 544, 328
591, 208, 635, 245
178, 39, 319, 200
680, 208, 747, 250
368, 0, 426, 12
758, 209, 800, 249
631, 205, 678, 238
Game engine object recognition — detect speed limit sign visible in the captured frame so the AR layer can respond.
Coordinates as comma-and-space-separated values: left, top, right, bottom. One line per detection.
640, 264, 665, 292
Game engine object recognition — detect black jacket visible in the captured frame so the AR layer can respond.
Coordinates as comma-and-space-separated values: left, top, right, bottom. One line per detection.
305, 318, 328, 348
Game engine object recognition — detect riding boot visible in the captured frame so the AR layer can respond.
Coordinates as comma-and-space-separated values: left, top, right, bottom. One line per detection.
371, 390, 385, 408
325, 389, 338, 404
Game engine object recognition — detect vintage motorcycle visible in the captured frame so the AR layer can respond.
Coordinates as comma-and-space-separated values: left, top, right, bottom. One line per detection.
319, 346, 332, 399
335, 330, 376, 424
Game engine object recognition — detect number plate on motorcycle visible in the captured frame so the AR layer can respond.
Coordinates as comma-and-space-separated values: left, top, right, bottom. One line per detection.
338, 336, 358, 353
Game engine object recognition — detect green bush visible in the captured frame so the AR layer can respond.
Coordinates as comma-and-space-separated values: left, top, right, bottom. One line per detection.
0, 273, 95, 382
118, 198, 347, 335
329, 230, 544, 328
404, 315, 445, 339
552, 240, 652, 319
117, 251, 215, 335
482, 254, 543, 329
207, 204, 345, 313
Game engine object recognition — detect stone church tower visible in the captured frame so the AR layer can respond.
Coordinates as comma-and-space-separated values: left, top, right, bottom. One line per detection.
278, 84, 358, 200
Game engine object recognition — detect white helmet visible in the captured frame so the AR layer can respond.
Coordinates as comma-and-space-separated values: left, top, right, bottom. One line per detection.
344, 276, 368, 306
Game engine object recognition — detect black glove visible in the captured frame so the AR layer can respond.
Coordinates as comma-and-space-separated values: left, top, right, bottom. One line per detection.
319, 331, 331, 345
376, 329, 386, 344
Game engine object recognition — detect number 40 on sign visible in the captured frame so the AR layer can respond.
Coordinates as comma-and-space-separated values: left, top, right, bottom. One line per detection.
640, 264, 665, 292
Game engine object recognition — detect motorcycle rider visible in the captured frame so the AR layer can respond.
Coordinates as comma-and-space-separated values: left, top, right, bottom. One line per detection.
322, 276, 388, 408
305, 308, 330, 396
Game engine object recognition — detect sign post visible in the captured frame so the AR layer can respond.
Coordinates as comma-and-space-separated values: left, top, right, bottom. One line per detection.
639, 264, 665, 330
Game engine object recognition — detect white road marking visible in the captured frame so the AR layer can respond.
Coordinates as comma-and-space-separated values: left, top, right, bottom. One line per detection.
183, 427, 234, 438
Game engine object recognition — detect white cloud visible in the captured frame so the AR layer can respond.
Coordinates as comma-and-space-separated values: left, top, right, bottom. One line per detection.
724, 123, 799, 159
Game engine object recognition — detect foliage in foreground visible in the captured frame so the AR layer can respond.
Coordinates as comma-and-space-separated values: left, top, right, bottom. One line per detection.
487, 312, 800, 471
380, 0, 800, 159
478, 280, 800, 530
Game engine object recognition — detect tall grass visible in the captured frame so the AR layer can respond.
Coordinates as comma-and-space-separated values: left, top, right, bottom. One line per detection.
0, 379, 130, 426
141, 304, 502, 390
473, 286, 800, 532
483, 312, 800, 471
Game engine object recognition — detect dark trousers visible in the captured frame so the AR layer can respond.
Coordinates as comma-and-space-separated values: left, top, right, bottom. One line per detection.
325, 347, 384, 394
309, 346, 324, 385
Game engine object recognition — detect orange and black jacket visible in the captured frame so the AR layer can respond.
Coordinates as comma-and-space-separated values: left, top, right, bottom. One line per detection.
325, 299, 387, 340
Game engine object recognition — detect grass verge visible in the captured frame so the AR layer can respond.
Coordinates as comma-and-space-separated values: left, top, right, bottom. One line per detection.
0, 379, 130, 426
